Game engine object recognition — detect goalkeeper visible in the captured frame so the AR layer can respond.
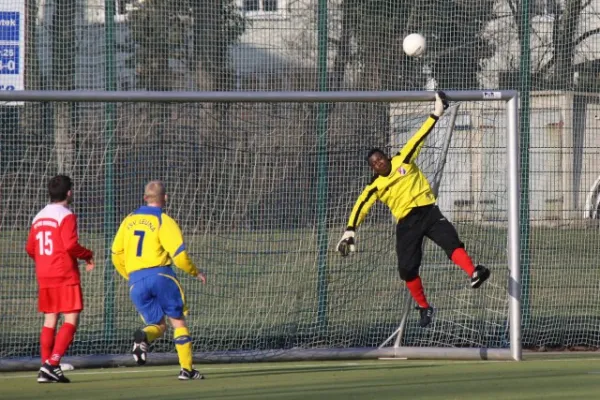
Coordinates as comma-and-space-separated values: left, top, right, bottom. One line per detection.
111, 180, 206, 380
336, 91, 490, 328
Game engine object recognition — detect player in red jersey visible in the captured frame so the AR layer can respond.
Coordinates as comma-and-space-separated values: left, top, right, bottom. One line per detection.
25, 175, 95, 383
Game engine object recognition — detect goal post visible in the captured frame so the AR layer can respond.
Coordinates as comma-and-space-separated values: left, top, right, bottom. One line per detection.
0, 90, 521, 370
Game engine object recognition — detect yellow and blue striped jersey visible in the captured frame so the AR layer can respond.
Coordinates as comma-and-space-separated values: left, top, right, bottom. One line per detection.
111, 206, 198, 281
346, 115, 439, 230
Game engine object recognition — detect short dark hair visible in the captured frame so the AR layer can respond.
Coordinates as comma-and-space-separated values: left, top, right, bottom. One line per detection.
48, 175, 73, 202
366, 148, 387, 162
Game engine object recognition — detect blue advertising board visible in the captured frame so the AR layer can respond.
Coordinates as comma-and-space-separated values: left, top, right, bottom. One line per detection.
0, 3, 24, 101
0, 45, 19, 75
0, 11, 19, 41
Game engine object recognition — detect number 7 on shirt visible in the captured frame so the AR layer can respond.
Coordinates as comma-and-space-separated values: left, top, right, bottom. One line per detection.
134, 230, 145, 257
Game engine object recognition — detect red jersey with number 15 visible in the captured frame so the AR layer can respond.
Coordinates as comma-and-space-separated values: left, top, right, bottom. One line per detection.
25, 204, 93, 288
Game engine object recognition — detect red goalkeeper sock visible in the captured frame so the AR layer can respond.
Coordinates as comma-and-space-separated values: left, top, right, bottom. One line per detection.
49, 323, 76, 366
451, 248, 476, 276
406, 277, 429, 308
40, 326, 55, 364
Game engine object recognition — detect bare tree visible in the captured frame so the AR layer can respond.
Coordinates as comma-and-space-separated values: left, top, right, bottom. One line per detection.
25, 0, 41, 92
52, 0, 76, 173
129, 0, 245, 92
506, 0, 600, 89
191, 0, 245, 92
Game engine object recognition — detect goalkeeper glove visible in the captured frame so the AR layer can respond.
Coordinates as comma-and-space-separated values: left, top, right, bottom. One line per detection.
336, 230, 356, 257
433, 91, 449, 117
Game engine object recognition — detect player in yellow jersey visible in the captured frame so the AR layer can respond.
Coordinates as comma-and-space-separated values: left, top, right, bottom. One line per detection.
111, 180, 206, 380
336, 92, 490, 328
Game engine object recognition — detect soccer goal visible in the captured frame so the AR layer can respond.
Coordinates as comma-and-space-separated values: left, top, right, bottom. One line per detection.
0, 90, 520, 370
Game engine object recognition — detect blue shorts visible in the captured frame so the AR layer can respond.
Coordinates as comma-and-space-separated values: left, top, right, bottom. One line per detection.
128, 267, 187, 325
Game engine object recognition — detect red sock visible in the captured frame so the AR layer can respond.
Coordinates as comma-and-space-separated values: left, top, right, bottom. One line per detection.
40, 326, 55, 364
406, 277, 429, 308
49, 323, 76, 366
451, 248, 476, 276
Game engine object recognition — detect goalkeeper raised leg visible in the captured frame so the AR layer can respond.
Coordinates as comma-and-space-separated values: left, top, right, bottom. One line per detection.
111, 180, 206, 380
336, 91, 490, 328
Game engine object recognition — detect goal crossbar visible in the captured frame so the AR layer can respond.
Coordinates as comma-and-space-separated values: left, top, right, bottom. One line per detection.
0, 90, 517, 103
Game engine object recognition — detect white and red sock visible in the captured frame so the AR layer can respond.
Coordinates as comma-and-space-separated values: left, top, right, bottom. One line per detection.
48, 323, 76, 366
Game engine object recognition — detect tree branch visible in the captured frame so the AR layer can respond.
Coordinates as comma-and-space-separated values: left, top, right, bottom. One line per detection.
534, 7, 600, 85
506, 0, 517, 16
575, 27, 600, 46
536, 55, 555, 77
506, 0, 524, 46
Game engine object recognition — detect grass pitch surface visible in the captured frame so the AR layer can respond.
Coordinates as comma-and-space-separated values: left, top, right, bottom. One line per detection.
2, 355, 600, 400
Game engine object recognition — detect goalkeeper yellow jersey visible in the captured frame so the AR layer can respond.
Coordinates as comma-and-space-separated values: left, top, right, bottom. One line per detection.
346, 114, 439, 230
111, 206, 198, 281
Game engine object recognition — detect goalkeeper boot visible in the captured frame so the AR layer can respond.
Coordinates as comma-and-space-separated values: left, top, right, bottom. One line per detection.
40, 362, 70, 383
132, 329, 149, 365
416, 306, 435, 328
178, 368, 204, 381
471, 265, 491, 289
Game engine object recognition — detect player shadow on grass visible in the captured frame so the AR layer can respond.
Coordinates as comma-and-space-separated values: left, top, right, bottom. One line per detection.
147, 369, 585, 400
86, 363, 438, 383
142, 378, 446, 400
213, 363, 439, 378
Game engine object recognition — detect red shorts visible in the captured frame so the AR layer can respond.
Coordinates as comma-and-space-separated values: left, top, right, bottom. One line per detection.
38, 284, 83, 314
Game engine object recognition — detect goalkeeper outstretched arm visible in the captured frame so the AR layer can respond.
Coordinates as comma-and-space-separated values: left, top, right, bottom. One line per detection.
396, 91, 448, 164
336, 182, 379, 256
346, 184, 379, 233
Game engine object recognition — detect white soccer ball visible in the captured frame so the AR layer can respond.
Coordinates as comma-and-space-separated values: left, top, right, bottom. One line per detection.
403, 33, 426, 57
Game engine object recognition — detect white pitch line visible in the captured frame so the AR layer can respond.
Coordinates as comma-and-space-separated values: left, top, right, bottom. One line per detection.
0, 362, 385, 380
0, 368, 180, 380
534, 357, 600, 363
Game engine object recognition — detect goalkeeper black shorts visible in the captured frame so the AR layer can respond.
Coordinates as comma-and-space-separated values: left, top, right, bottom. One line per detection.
395, 204, 464, 281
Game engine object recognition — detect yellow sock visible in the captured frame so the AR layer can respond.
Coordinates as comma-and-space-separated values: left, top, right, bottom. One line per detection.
174, 327, 193, 371
143, 325, 164, 343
